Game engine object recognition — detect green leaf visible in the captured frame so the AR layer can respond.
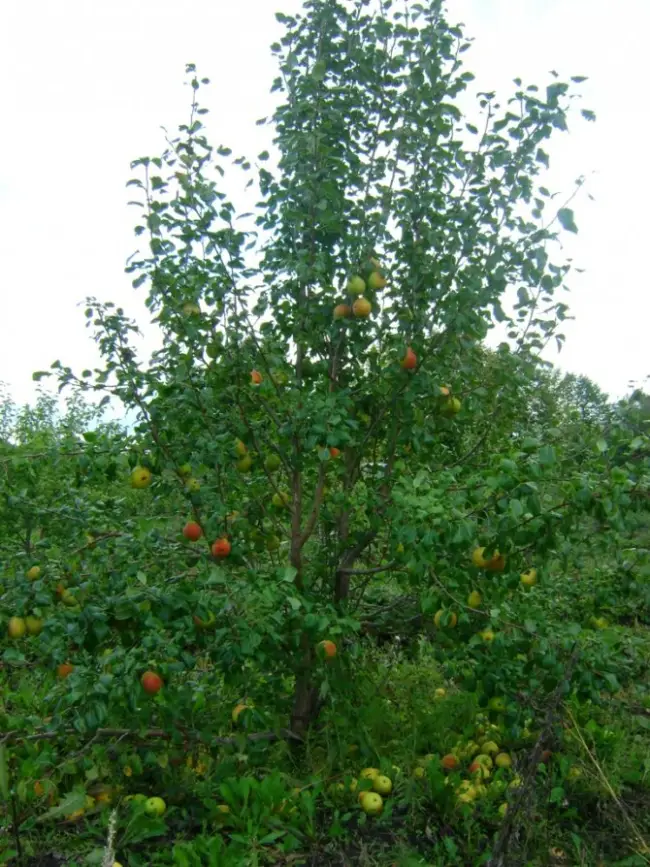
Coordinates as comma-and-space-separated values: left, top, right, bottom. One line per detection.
539, 445, 556, 466
510, 498, 524, 519
0, 745, 9, 801
557, 208, 578, 233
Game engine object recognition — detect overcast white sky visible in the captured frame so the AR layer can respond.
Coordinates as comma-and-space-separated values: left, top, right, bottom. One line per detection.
1, 0, 648, 411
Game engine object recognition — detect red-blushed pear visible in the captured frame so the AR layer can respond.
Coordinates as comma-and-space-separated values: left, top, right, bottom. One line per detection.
141, 670, 163, 695
329, 447, 341, 458
318, 639, 337, 659
57, 662, 74, 678
367, 270, 387, 291
130, 466, 152, 489
333, 303, 352, 320
346, 275, 366, 295
182, 521, 202, 542
442, 754, 459, 771
211, 537, 231, 558
400, 346, 417, 370
352, 296, 371, 317
250, 369, 263, 385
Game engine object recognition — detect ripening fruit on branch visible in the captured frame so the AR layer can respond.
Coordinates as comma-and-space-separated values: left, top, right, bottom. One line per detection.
520, 568, 537, 587
211, 538, 231, 558
264, 454, 282, 472
250, 369, 263, 385
367, 270, 387, 291
467, 590, 482, 608
352, 296, 372, 317
25, 616, 43, 636
329, 447, 341, 459
266, 535, 280, 552
318, 639, 337, 659
141, 670, 163, 695
333, 303, 352, 320
232, 702, 252, 723
441, 396, 461, 417
272, 491, 291, 509
57, 663, 74, 678
434, 609, 457, 629
182, 301, 201, 317
130, 466, 152, 489
182, 521, 203, 542
61, 590, 78, 608
400, 346, 417, 370
26, 565, 41, 581
346, 275, 366, 295
236, 455, 253, 473
235, 439, 247, 457
8, 616, 26, 639
472, 547, 506, 572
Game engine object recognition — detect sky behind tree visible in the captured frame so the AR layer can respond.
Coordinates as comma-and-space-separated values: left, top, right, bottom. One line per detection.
1, 0, 647, 407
